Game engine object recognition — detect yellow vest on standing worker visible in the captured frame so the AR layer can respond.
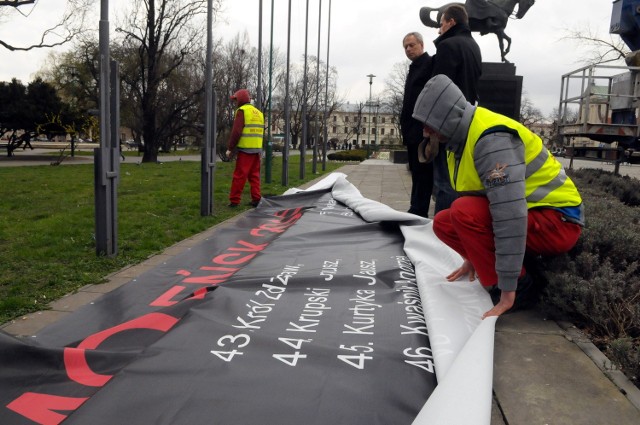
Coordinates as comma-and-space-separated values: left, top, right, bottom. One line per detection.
236, 104, 264, 149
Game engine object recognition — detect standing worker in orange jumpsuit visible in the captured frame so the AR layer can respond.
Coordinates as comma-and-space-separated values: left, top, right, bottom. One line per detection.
225, 89, 264, 208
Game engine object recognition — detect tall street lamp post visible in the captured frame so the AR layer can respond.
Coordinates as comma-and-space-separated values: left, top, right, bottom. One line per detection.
366, 73, 375, 156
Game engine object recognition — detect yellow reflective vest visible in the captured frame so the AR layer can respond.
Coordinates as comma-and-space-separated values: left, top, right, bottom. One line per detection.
447, 107, 582, 208
236, 104, 264, 149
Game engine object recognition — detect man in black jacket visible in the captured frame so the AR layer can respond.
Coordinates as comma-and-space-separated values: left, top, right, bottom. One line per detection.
400, 32, 433, 218
430, 4, 482, 213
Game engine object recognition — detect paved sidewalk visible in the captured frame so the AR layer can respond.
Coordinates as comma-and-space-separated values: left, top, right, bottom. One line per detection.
2, 157, 640, 424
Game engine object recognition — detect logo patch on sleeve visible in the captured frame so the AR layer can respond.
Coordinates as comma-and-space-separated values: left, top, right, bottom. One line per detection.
484, 163, 510, 188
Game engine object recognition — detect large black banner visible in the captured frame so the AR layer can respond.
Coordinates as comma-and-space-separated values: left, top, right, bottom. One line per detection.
1, 186, 437, 425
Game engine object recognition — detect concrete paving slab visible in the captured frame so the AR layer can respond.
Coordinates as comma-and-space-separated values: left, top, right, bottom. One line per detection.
496, 309, 564, 335
48, 291, 103, 312
82, 276, 133, 294
1, 310, 70, 337
494, 331, 640, 424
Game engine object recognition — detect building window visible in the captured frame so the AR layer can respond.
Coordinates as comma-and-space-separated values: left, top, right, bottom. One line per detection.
363, 117, 367, 123
382, 117, 386, 124
391, 129, 395, 136
333, 115, 337, 122
345, 127, 348, 133
345, 116, 349, 122
381, 128, 385, 135
332, 126, 337, 133
391, 117, 396, 124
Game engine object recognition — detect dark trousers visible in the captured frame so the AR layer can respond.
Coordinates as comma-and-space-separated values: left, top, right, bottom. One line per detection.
433, 147, 458, 214
406, 142, 433, 218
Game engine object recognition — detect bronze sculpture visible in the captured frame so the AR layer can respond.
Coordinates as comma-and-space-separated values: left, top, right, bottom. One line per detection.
420, 0, 535, 62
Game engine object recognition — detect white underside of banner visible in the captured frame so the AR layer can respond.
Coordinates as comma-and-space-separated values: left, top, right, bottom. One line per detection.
288, 173, 495, 425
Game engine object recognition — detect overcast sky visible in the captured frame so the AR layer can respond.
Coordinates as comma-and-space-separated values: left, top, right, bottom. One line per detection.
0, 0, 618, 117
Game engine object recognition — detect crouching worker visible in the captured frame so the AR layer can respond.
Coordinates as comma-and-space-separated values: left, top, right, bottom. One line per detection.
412, 74, 584, 318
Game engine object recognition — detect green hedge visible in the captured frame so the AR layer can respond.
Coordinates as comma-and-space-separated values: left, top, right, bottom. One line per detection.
327, 149, 368, 162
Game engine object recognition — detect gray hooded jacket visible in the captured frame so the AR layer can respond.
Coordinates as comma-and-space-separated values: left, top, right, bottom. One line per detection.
412, 74, 476, 155
412, 74, 530, 292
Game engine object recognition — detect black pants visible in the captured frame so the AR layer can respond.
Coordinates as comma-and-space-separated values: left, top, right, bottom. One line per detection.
406, 142, 433, 218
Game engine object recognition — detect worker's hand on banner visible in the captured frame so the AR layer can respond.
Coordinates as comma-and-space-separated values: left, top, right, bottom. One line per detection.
446, 259, 476, 282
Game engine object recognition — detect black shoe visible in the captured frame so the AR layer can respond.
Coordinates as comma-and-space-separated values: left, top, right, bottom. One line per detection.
514, 273, 539, 310
227, 203, 239, 208
249, 200, 260, 207
488, 273, 539, 311
489, 286, 501, 305
407, 207, 429, 218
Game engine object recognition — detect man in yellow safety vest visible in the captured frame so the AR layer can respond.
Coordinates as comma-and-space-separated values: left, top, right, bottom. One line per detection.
413, 74, 584, 318
226, 89, 264, 208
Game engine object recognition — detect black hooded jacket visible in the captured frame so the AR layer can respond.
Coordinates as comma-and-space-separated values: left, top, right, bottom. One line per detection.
400, 52, 432, 146
432, 23, 482, 104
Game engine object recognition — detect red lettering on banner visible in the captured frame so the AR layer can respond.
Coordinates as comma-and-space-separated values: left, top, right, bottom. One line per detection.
213, 252, 257, 265
149, 207, 305, 307
228, 240, 268, 252
250, 208, 304, 237
64, 313, 179, 387
188, 287, 209, 300
7, 392, 89, 425
182, 267, 237, 285
168, 210, 304, 292
150, 285, 188, 307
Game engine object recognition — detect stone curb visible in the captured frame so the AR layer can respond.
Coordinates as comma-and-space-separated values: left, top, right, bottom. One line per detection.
557, 320, 640, 411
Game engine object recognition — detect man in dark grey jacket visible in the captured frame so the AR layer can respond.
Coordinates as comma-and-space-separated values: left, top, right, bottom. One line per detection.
431, 4, 482, 214
401, 32, 433, 218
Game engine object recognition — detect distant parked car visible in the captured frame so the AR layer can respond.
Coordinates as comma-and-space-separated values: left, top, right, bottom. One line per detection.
125, 140, 144, 150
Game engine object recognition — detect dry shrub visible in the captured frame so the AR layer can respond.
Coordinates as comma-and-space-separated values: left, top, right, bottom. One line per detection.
541, 169, 640, 387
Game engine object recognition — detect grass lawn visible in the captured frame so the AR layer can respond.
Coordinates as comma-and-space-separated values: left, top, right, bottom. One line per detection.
0, 156, 346, 323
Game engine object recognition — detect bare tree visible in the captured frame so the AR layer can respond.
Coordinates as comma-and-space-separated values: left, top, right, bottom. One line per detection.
115, 0, 221, 163
0, 0, 93, 51
339, 102, 366, 146
562, 24, 628, 65
519, 92, 545, 128
548, 106, 579, 148
36, 40, 100, 113
383, 61, 408, 142
276, 55, 339, 149
212, 32, 258, 146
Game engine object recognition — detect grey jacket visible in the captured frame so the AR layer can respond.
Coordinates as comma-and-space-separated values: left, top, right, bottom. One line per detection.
413, 75, 531, 291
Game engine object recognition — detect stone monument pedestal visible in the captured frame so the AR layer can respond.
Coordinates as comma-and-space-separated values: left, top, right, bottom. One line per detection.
477, 62, 523, 121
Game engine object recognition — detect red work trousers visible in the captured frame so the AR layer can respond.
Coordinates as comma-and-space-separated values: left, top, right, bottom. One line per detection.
230, 151, 261, 205
432, 196, 582, 287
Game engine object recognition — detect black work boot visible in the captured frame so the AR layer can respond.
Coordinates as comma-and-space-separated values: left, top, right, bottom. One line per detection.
488, 273, 540, 311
